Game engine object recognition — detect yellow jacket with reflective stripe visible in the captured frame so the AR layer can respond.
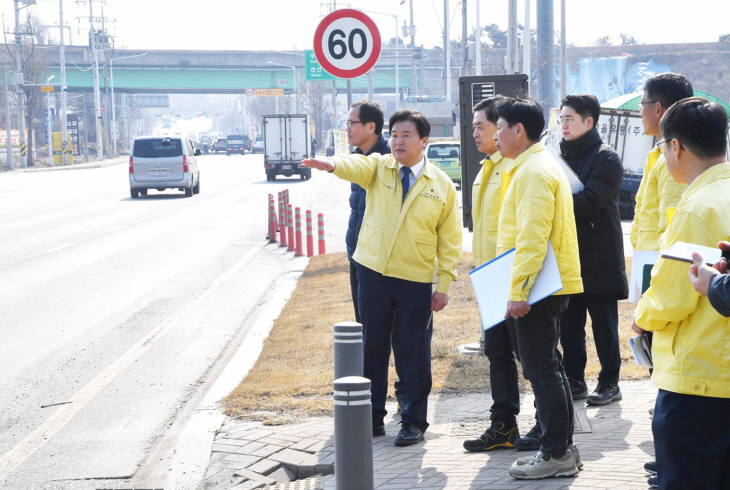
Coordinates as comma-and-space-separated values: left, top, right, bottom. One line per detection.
630, 148, 687, 251
635, 163, 730, 398
471, 152, 510, 266
332, 153, 462, 294
496, 144, 583, 301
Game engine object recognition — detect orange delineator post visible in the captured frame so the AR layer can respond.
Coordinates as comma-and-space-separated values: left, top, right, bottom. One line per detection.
283, 189, 289, 205
287, 203, 295, 252
268, 197, 277, 243
278, 201, 287, 248
306, 210, 314, 257
294, 207, 304, 257
318, 213, 326, 255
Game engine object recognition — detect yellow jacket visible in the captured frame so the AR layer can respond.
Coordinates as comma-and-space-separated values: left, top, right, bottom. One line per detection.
471, 152, 510, 266
332, 153, 462, 294
496, 144, 583, 301
631, 148, 687, 251
635, 163, 730, 398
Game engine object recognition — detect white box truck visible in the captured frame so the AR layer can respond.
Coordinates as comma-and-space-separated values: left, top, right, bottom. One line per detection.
263, 114, 312, 181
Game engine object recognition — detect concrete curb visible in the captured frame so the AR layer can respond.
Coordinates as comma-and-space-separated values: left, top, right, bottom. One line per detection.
19, 157, 127, 172
164, 247, 309, 490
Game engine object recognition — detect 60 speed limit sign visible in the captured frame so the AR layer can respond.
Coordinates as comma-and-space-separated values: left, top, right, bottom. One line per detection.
313, 9, 381, 79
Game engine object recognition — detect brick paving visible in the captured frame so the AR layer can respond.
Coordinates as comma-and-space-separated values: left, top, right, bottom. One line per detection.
199, 380, 656, 489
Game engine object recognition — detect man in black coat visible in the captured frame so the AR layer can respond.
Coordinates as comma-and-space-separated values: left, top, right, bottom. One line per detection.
558, 94, 628, 406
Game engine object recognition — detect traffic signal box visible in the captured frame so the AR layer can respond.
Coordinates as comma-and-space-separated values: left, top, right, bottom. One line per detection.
458, 74, 529, 230
51, 132, 74, 165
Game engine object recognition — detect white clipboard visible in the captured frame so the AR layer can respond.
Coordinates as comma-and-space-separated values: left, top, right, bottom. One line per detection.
544, 144, 584, 194
469, 241, 563, 330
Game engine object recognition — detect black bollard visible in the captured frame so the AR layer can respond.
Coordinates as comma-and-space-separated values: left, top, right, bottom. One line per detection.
333, 376, 374, 490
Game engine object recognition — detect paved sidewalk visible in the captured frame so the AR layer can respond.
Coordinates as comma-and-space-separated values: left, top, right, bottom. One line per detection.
198, 380, 656, 490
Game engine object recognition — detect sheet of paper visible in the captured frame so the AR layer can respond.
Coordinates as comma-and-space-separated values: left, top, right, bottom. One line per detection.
629, 250, 659, 303
661, 241, 723, 265
470, 241, 563, 331
544, 144, 584, 193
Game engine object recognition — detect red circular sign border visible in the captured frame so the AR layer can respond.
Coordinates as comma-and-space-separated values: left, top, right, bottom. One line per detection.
313, 9, 382, 79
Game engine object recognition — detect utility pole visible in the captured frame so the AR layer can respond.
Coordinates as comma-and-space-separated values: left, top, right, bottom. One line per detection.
409, 0, 416, 95
523, 0, 531, 93
14, 0, 27, 168
82, 93, 89, 162
536, 0, 555, 120
475, 0, 481, 75
59, 0, 69, 165
461, 0, 467, 76
507, 0, 518, 73
3, 68, 13, 169
560, 0, 567, 100
444, 0, 451, 102
79, 0, 104, 161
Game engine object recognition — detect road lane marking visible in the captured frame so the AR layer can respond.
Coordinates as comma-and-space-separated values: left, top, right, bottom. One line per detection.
0, 240, 267, 478
105, 226, 128, 234
43, 243, 76, 254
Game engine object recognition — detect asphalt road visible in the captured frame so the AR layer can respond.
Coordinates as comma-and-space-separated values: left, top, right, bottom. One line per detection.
0, 152, 351, 489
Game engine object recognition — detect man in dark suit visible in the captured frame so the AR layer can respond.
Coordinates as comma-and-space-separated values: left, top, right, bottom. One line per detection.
557, 94, 628, 405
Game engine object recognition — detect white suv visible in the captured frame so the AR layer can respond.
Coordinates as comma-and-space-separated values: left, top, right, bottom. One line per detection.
129, 136, 201, 198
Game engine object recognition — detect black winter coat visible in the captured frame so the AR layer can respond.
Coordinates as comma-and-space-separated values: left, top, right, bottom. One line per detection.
346, 135, 390, 262
560, 128, 628, 298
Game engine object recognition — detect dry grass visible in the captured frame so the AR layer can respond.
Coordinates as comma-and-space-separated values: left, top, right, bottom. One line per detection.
223, 253, 647, 424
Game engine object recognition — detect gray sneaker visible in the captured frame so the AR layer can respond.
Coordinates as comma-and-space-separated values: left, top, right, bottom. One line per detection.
509, 450, 578, 479
586, 382, 622, 406
516, 444, 583, 470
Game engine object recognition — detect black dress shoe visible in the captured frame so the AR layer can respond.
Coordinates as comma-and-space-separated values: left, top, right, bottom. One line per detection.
373, 425, 385, 437
394, 424, 424, 446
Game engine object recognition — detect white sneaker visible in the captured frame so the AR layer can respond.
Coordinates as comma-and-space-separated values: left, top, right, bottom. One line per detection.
509, 450, 578, 479
516, 444, 583, 470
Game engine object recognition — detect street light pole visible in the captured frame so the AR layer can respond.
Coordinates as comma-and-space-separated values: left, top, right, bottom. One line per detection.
362, 10, 399, 110
267, 61, 299, 113
89, 1, 103, 161
110, 53, 147, 155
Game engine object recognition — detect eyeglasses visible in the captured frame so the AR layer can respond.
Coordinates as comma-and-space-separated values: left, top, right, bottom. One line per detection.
559, 117, 574, 126
345, 120, 363, 129
637, 100, 658, 114
656, 137, 684, 151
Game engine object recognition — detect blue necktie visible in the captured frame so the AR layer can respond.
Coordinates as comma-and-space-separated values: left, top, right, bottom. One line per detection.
401, 167, 411, 201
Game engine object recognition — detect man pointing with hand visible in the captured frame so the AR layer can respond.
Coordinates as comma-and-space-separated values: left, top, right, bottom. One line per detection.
302, 109, 462, 447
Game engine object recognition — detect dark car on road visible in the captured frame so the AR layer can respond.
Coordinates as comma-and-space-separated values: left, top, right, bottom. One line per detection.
212, 138, 228, 153
226, 135, 251, 155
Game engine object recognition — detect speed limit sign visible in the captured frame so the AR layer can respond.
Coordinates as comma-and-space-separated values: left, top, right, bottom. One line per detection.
313, 9, 381, 79
245, 87, 254, 97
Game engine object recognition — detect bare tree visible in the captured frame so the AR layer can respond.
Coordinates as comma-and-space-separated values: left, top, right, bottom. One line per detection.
301, 79, 331, 152
247, 94, 295, 129
2, 11, 52, 166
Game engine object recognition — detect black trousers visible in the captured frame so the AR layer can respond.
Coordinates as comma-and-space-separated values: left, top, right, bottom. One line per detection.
357, 265, 433, 432
653, 389, 730, 489
350, 261, 404, 398
483, 320, 520, 425
508, 295, 574, 457
559, 294, 621, 385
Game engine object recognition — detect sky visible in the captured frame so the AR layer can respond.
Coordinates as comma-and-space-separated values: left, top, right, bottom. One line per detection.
1, 0, 728, 53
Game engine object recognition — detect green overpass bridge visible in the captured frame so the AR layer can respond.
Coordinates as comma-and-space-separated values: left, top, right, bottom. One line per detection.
35, 46, 417, 95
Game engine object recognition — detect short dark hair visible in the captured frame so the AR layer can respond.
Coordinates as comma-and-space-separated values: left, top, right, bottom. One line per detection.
560, 94, 600, 128
351, 99, 384, 135
473, 95, 508, 124
644, 73, 694, 110
660, 97, 728, 159
389, 109, 430, 138
497, 97, 545, 142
